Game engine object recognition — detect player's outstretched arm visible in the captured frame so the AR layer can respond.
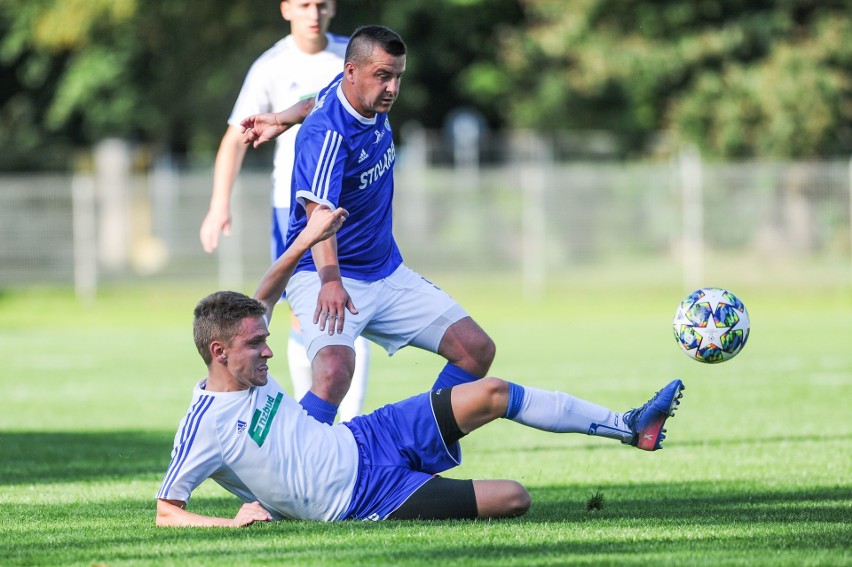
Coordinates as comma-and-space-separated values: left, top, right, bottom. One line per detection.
199, 125, 250, 253
241, 97, 316, 148
156, 498, 272, 528
254, 206, 348, 324
304, 201, 358, 335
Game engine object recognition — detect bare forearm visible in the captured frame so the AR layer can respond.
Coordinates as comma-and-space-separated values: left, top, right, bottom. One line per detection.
156, 499, 235, 528
242, 98, 315, 148
211, 126, 249, 209
311, 237, 341, 283
275, 98, 315, 127
305, 202, 341, 283
156, 499, 271, 528
254, 205, 349, 320
254, 233, 314, 320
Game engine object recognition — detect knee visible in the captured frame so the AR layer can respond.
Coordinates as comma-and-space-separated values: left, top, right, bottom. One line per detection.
463, 325, 495, 365
457, 329, 497, 374
468, 377, 513, 420
474, 333, 496, 368
312, 364, 350, 385
441, 319, 496, 375
506, 482, 531, 517
479, 376, 508, 400
484, 481, 530, 519
312, 346, 356, 383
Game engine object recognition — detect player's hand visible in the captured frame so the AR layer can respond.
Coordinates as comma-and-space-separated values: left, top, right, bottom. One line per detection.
199, 208, 232, 253
231, 501, 272, 527
304, 206, 348, 246
240, 113, 290, 148
314, 280, 358, 335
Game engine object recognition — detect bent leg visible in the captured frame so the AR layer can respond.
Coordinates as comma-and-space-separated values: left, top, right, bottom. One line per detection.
449, 378, 684, 450
299, 344, 355, 424
388, 477, 477, 520
437, 317, 496, 378
451, 378, 631, 441
310, 344, 355, 404
387, 476, 529, 520
338, 336, 371, 421
449, 377, 511, 434
473, 479, 530, 519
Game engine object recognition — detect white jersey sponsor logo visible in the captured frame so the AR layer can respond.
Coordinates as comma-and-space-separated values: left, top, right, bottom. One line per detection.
359, 141, 395, 190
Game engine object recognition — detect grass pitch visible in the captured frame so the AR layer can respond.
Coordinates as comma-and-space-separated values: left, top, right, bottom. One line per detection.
0, 277, 850, 566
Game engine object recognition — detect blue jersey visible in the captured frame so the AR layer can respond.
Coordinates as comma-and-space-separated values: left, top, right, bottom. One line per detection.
287, 73, 403, 281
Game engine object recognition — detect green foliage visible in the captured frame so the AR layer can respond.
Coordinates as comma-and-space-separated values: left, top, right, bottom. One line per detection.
497, 0, 852, 157
361, 0, 523, 130
0, 0, 521, 170
0, 0, 288, 168
2, 0, 851, 168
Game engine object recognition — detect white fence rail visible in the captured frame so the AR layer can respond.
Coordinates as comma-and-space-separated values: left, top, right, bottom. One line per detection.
1, 145, 850, 298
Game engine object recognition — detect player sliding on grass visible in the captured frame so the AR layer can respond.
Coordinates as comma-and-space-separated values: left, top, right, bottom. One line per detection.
155, 206, 685, 525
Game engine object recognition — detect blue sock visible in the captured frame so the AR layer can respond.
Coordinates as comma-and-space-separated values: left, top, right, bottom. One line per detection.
299, 391, 338, 425
504, 382, 525, 419
432, 363, 480, 390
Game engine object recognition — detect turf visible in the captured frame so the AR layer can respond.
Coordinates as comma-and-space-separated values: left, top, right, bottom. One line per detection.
0, 277, 850, 566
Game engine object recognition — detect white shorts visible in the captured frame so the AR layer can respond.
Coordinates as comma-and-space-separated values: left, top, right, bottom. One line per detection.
285, 265, 468, 360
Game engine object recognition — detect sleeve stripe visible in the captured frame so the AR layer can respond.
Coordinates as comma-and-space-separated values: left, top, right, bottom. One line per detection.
320, 133, 343, 202
310, 130, 343, 202
157, 395, 214, 499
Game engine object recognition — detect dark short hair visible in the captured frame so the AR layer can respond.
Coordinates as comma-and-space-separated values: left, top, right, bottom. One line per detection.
193, 291, 266, 365
345, 25, 406, 64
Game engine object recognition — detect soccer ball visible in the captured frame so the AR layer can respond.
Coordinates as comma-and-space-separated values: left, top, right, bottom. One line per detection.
673, 287, 750, 363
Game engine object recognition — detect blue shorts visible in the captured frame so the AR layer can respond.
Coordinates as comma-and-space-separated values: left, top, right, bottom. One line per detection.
341, 392, 462, 521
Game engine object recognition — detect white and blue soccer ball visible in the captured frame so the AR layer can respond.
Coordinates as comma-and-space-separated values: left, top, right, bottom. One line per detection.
673, 287, 750, 363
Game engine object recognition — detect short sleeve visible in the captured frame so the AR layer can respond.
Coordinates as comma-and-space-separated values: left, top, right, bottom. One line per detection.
228, 61, 274, 127
293, 127, 349, 210
156, 396, 224, 503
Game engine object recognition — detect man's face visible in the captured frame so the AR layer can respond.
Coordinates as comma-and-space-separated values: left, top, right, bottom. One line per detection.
282, 0, 335, 39
346, 47, 406, 117
222, 317, 273, 390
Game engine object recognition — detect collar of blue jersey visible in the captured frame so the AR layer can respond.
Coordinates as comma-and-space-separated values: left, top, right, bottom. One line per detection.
336, 84, 378, 126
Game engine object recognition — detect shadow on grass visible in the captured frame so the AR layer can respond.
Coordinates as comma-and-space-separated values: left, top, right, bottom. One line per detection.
0, 430, 173, 485
476, 432, 852, 455
4, 487, 850, 566
2, 430, 849, 565
527, 483, 852, 526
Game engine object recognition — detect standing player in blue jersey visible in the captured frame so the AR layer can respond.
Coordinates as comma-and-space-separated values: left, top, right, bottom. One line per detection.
155, 205, 686, 526
241, 25, 496, 425
199, 0, 371, 422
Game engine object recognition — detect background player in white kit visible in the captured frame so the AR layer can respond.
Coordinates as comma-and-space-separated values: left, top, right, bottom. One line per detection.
155, 205, 686, 526
198, 0, 371, 421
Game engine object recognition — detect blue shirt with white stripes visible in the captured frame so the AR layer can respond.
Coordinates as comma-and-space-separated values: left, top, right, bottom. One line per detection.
286, 73, 403, 281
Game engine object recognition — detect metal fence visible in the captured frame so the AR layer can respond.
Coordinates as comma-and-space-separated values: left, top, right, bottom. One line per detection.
1, 137, 850, 299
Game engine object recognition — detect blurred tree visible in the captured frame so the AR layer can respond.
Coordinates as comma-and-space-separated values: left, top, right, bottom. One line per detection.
374, 0, 523, 130
0, 0, 289, 169
0, 0, 521, 171
3, 0, 851, 168
486, 0, 852, 158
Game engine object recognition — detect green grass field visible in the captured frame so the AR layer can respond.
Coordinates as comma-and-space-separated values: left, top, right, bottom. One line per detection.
1, 277, 850, 566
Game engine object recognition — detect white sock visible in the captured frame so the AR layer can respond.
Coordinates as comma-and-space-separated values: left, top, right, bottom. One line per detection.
510, 386, 632, 443
287, 331, 313, 401
338, 336, 371, 422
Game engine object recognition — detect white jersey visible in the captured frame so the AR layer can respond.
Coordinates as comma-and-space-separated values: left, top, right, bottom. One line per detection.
228, 33, 348, 208
157, 375, 359, 521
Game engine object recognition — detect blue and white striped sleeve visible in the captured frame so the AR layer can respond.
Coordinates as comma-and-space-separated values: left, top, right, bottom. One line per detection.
294, 128, 347, 211
156, 395, 222, 502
